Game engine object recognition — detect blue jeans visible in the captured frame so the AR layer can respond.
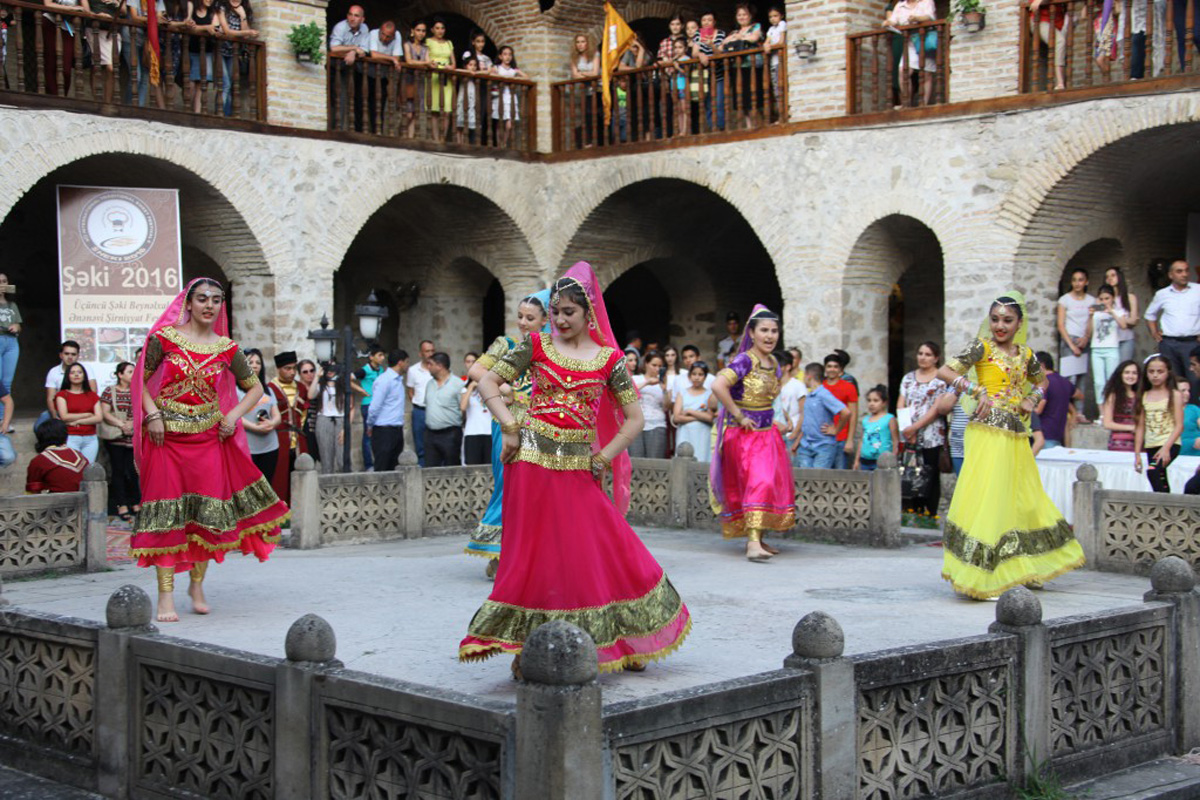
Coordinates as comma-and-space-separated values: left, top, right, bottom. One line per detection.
704, 78, 726, 130
0, 433, 14, 468
35, 410, 52, 433
67, 434, 98, 463
859, 458, 878, 472
412, 405, 426, 467
834, 445, 849, 469
0, 334, 18, 390
797, 440, 839, 469
952, 456, 964, 475
221, 53, 234, 116
361, 405, 373, 470
1091, 347, 1121, 407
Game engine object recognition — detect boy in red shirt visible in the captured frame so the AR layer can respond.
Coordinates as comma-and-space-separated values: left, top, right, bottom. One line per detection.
823, 353, 859, 468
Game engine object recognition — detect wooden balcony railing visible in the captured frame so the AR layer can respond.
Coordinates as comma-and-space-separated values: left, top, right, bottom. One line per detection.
549, 45, 788, 153
1019, 0, 1199, 92
0, 0, 266, 120
327, 56, 537, 153
847, 20, 950, 114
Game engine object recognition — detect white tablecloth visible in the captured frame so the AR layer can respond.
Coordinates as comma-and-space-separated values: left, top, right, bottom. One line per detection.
1034, 448, 1200, 523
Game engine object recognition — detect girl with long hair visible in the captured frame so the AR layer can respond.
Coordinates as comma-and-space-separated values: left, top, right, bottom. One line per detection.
938, 292, 1084, 598
898, 341, 948, 516
402, 21, 430, 138
631, 350, 670, 458
1103, 266, 1139, 363
1134, 354, 1184, 492
427, 17, 456, 142
1100, 359, 1140, 452
460, 263, 690, 675
307, 361, 354, 474
56, 362, 101, 463
491, 45, 527, 149
101, 361, 141, 520
131, 277, 288, 623
569, 33, 600, 147
239, 348, 281, 480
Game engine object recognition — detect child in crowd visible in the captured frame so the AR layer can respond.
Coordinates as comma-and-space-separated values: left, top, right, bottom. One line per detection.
670, 36, 692, 137
455, 53, 480, 144
673, 362, 715, 461
1101, 359, 1140, 452
1178, 375, 1199, 456
1087, 284, 1128, 405
764, 6, 787, 112
1134, 354, 1184, 492
853, 385, 898, 471
795, 362, 847, 468
491, 45, 526, 149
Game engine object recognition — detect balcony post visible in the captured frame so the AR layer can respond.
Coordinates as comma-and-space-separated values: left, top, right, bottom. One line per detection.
258, 0, 330, 129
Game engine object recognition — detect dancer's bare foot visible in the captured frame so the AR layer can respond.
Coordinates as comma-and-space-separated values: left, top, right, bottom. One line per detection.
188, 580, 210, 615
157, 592, 179, 622
746, 542, 773, 562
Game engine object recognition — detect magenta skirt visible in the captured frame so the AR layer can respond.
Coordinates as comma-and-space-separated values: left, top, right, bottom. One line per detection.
718, 426, 797, 538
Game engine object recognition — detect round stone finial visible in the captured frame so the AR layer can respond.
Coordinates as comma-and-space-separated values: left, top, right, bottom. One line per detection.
285, 613, 338, 662
791, 611, 844, 659
106, 584, 153, 629
995, 586, 1042, 626
876, 451, 898, 470
396, 451, 419, 467
82, 463, 108, 482
520, 620, 598, 685
1150, 556, 1196, 593
294, 453, 316, 472
1075, 463, 1098, 482
675, 442, 695, 459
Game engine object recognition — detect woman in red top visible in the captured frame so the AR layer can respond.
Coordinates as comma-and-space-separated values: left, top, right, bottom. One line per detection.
26, 419, 89, 494
55, 363, 102, 463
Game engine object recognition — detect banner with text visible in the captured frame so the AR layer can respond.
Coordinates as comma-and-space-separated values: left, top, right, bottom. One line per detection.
56, 186, 182, 388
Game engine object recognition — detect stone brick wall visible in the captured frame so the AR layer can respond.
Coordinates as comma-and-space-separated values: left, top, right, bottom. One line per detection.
260, 0, 331, 130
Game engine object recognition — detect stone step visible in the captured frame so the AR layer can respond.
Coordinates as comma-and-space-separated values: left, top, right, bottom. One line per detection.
0, 416, 42, 497
0, 765, 102, 799
1066, 757, 1200, 800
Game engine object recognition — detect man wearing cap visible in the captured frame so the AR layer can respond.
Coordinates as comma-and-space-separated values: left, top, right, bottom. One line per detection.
717, 311, 741, 370
1145, 259, 1200, 402
267, 351, 308, 503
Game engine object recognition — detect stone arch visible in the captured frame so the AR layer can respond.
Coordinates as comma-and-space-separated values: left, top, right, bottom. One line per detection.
842, 214, 945, 396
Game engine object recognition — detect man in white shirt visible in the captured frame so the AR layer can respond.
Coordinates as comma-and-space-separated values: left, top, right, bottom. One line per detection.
777, 351, 808, 454
1145, 259, 1200, 398
329, 5, 371, 132
406, 339, 435, 466
671, 344, 717, 398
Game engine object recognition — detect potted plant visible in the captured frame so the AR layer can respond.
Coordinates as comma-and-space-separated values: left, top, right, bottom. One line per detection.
288, 21, 325, 64
794, 37, 817, 59
952, 0, 986, 32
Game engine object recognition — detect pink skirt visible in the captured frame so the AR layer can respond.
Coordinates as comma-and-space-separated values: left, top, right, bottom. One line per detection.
718, 426, 797, 538
130, 427, 287, 572
459, 461, 691, 672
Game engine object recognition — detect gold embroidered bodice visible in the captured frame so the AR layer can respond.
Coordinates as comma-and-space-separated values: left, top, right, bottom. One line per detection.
143, 327, 257, 433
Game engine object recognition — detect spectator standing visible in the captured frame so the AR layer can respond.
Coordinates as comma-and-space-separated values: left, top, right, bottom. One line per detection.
1035, 351, 1076, 449
1177, 375, 1198, 456
351, 345, 385, 471
1087, 284, 1128, 403
128, 0, 168, 109
91, 0, 127, 105
402, 21, 430, 138
406, 339, 435, 466
237, 348, 280, 481
723, 3, 763, 129
854, 385, 899, 471
656, 14, 685, 136
55, 363, 101, 463
570, 33, 600, 147
26, 420, 88, 493
1101, 360, 1140, 452
885, 0, 937, 106
217, 0, 256, 117
491, 45, 526, 149
455, 54, 481, 143
934, 389, 968, 474
266, 351, 308, 502
463, 28, 492, 70
1028, 0, 1071, 89
1057, 267, 1096, 419
329, 4, 370, 132
691, 11, 726, 131
897, 342, 947, 515
427, 17, 455, 142
833, 349, 859, 389
823, 352, 859, 467
307, 362, 353, 475
0, 380, 14, 468
42, 340, 95, 428
796, 362, 848, 468
631, 350, 669, 458
0, 273, 19, 392
661, 345, 682, 401
421, 352, 464, 467
673, 362, 714, 461
717, 311, 740, 368
764, 6, 786, 114
367, 349, 408, 471
100, 362, 140, 519
39, 0, 85, 98
461, 366, 493, 465
777, 352, 807, 457
297, 359, 319, 460
1104, 266, 1140, 363
185, 0, 219, 113
1144, 259, 1200, 401
365, 19, 402, 134
674, 345, 716, 396
1134, 354, 1184, 492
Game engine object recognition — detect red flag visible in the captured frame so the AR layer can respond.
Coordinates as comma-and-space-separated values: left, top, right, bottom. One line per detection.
145, 0, 161, 87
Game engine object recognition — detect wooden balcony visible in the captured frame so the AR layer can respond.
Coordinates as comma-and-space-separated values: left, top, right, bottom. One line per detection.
847, 20, 951, 114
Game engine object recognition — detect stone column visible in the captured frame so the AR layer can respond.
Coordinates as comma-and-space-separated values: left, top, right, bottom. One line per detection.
96, 585, 157, 798
668, 444, 695, 528
290, 453, 321, 549
396, 451, 424, 538
276, 614, 342, 800
515, 621, 604, 800
1070, 463, 1100, 565
868, 451, 901, 547
82, 463, 109, 572
783, 611, 855, 800
258, 0, 330, 130
987, 586, 1047, 786
1143, 557, 1200, 753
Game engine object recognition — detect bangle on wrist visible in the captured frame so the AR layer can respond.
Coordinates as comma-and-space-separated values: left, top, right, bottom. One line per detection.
500, 420, 519, 435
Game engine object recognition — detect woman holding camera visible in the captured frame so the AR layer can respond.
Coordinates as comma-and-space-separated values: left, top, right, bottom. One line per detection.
239, 348, 281, 479
307, 362, 354, 474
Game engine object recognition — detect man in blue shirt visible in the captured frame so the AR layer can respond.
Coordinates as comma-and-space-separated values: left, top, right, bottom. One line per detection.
352, 345, 386, 471
366, 349, 408, 472
796, 363, 848, 469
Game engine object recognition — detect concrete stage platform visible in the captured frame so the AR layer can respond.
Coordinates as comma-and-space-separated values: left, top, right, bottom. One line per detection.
3, 528, 1152, 705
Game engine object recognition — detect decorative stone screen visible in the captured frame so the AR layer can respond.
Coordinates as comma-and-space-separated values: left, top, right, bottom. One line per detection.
423, 466, 492, 532
1096, 492, 1200, 575
319, 471, 409, 545
0, 493, 87, 576
0, 625, 96, 758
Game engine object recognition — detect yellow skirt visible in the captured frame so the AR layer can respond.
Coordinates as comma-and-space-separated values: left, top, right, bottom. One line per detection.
942, 424, 1085, 598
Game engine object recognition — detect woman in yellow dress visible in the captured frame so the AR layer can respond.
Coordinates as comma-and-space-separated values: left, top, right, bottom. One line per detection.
426, 17, 455, 141
937, 292, 1085, 598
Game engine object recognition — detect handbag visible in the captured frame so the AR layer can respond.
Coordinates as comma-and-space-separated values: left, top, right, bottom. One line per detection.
900, 447, 933, 501
939, 440, 953, 474
98, 410, 125, 442
923, 29, 938, 54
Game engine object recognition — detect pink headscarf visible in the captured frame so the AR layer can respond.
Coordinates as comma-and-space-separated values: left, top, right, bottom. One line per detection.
132, 277, 248, 471
552, 262, 637, 514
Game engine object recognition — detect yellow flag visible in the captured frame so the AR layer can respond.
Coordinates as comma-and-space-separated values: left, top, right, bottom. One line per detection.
601, 2, 635, 127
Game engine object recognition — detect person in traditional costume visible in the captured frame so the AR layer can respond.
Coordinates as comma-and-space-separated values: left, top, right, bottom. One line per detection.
26, 419, 88, 493
266, 350, 308, 504
459, 263, 691, 675
938, 291, 1085, 598
709, 305, 797, 562
131, 278, 289, 623
464, 289, 551, 578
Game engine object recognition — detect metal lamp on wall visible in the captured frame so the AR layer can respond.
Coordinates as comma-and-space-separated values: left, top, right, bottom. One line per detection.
306, 290, 389, 473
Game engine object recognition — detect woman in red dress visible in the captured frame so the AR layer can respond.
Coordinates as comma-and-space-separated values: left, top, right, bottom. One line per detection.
131, 277, 289, 622
459, 262, 691, 674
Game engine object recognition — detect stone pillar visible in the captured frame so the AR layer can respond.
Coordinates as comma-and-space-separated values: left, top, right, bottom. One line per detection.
82, 463, 109, 572
668, 443, 695, 528
290, 454, 321, 549
258, 0, 330, 130
1143, 557, 1200, 752
276, 614, 342, 800
868, 451, 901, 547
515, 621, 604, 800
1071, 463, 1100, 565
987, 586, 1046, 786
96, 585, 157, 799
783, 611, 855, 800
397, 451, 424, 538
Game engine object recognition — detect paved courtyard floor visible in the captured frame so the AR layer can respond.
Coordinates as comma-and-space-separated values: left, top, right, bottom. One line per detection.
3, 528, 1154, 705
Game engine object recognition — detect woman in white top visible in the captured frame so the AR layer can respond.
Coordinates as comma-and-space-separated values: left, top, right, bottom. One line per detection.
238, 349, 281, 480
460, 352, 493, 465
1057, 267, 1097, 419
307, 363, 355, 474
630, 350, 670, 458
674, 362, 715, 461
570, 33, 600, 147
1104, 266, 1140, 363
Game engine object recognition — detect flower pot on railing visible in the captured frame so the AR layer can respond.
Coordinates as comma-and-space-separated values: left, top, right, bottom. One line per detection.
297, 52, 314, 63
794, 39, 817, 59
963, 10, 985, 31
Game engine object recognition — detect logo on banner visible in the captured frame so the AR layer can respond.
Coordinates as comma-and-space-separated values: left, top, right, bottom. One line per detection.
78, 191, 157, 263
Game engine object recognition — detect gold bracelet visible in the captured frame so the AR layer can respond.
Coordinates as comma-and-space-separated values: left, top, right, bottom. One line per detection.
480, 393, 500, 403
500, 420, 520, 435
593, 450, 611, 466
591, 453, 610, 471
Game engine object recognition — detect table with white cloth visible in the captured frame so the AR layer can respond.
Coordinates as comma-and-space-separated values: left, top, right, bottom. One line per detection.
1034, 448, 1200, 523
